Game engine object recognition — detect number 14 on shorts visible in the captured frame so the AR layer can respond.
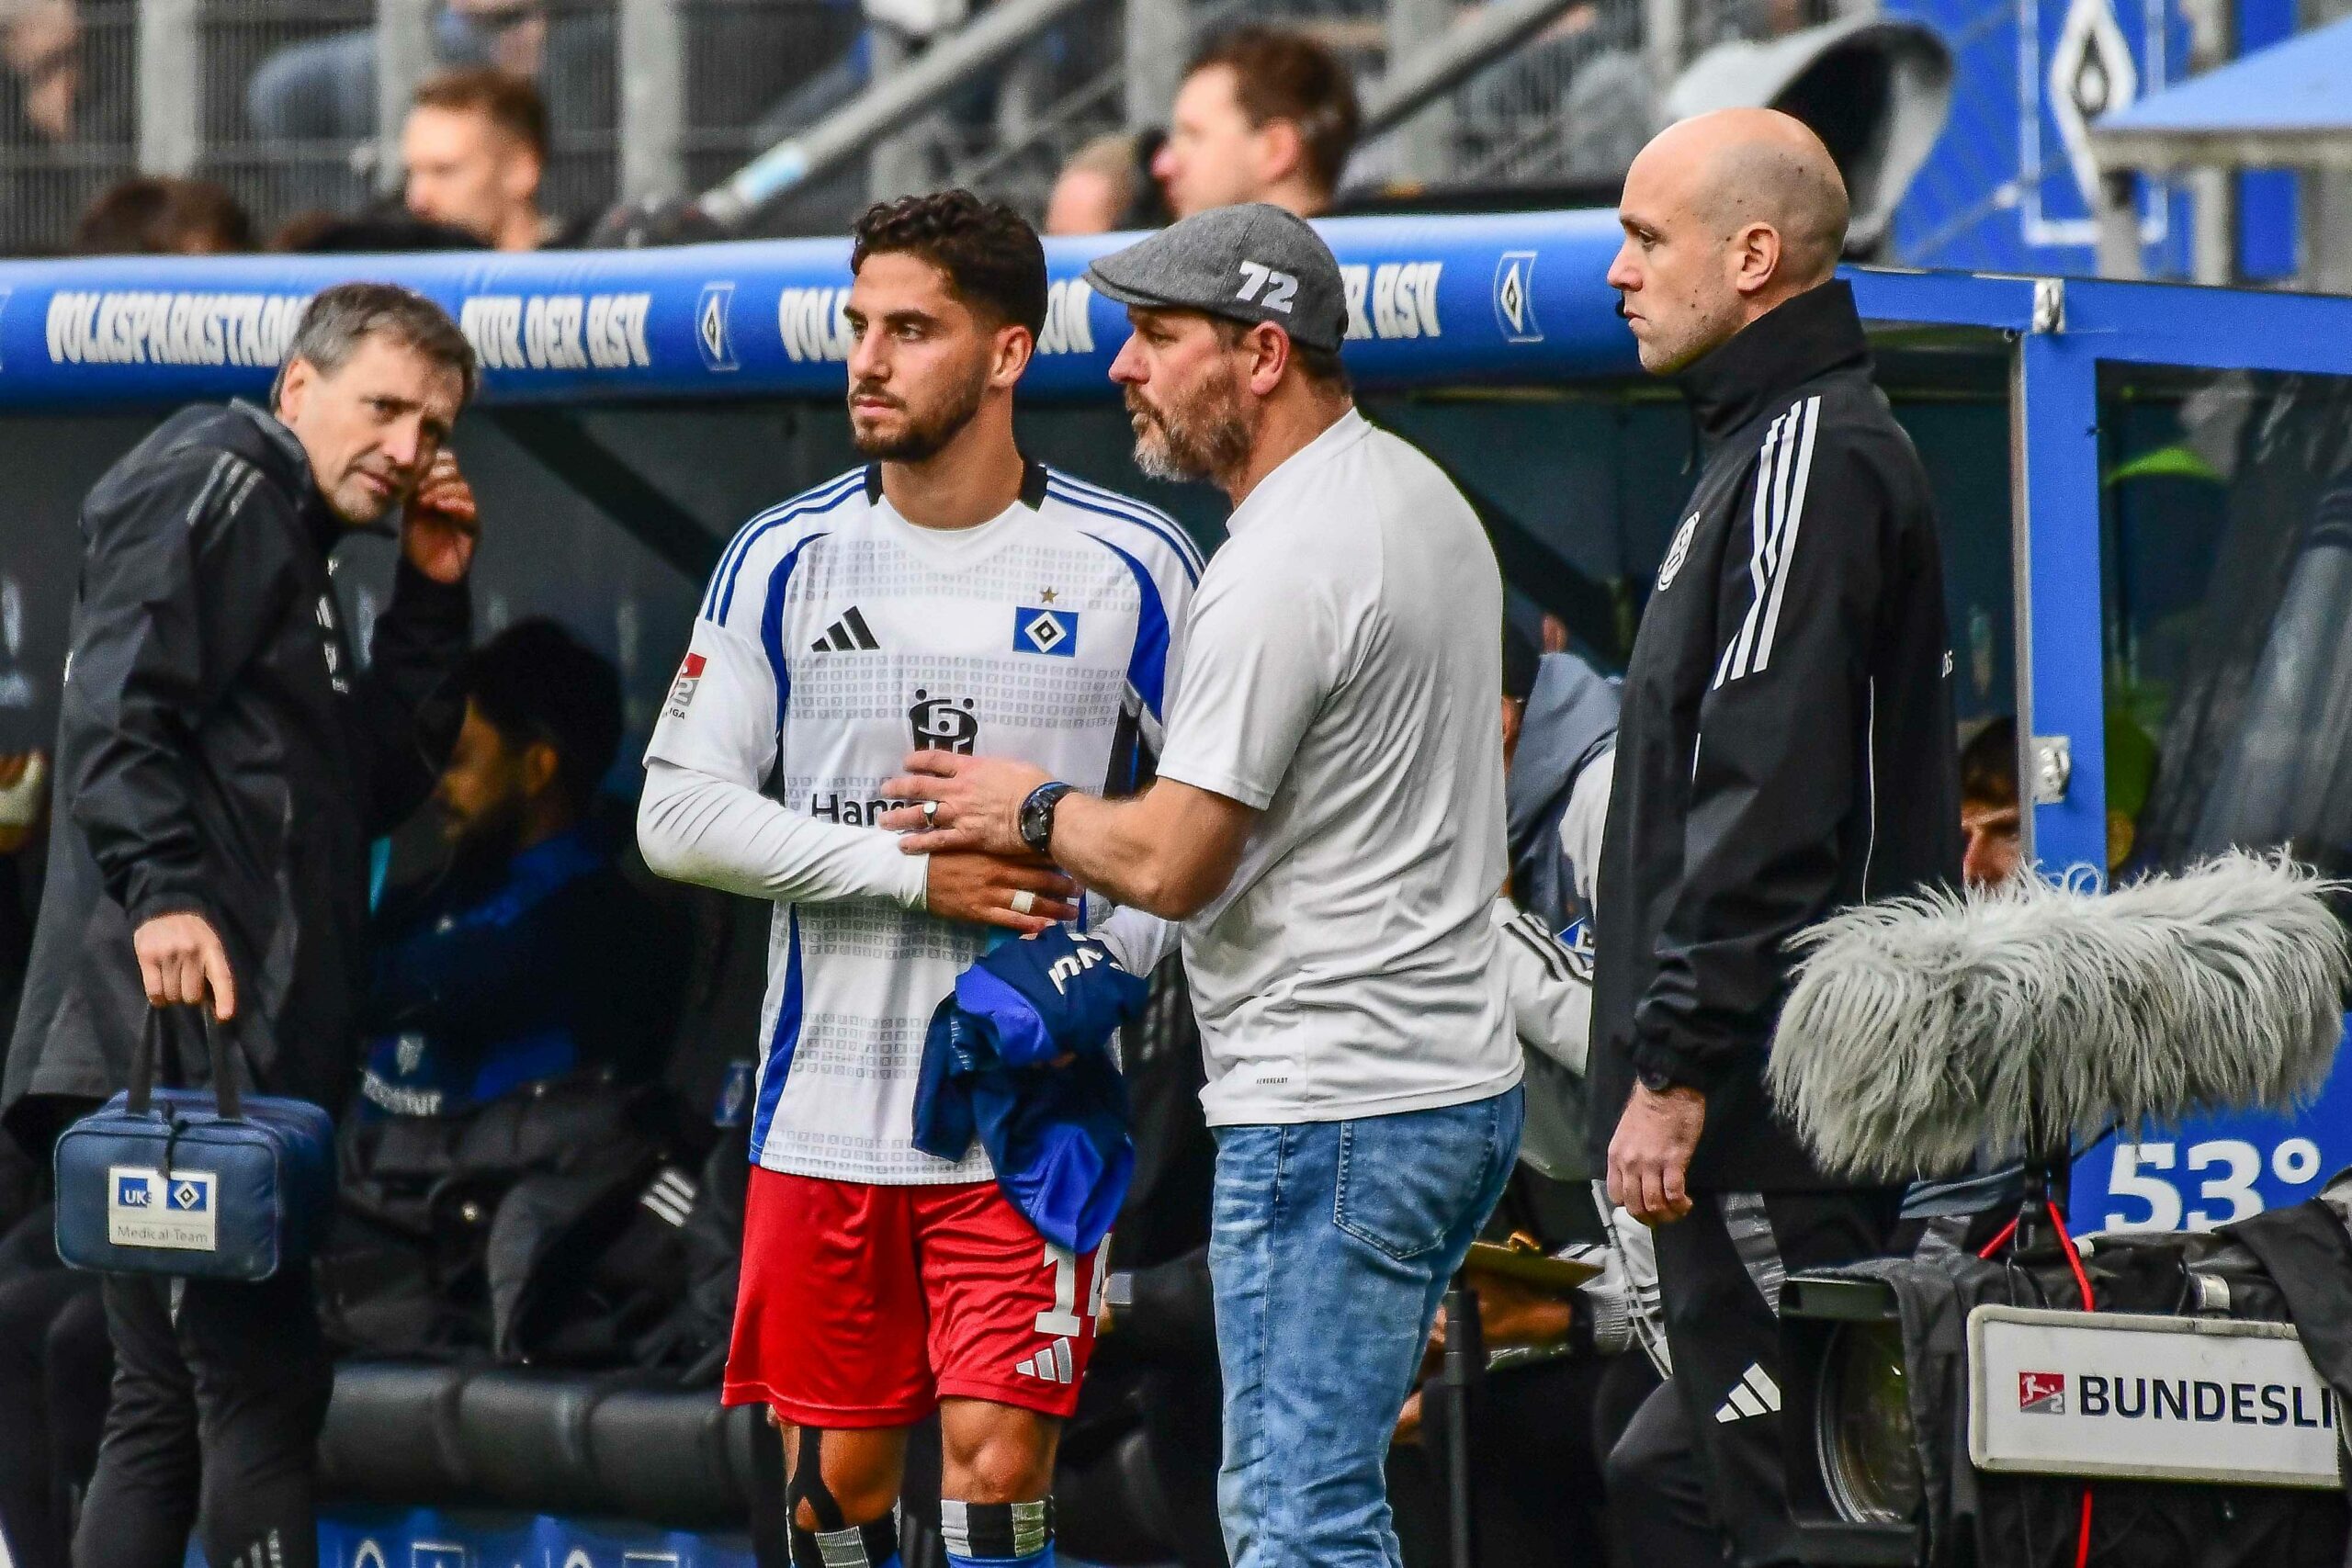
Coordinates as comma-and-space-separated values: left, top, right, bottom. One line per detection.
1022, 1243, 1108, 1384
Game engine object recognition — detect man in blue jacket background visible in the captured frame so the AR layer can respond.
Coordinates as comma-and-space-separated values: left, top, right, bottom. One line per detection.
356, 617, 684, 1117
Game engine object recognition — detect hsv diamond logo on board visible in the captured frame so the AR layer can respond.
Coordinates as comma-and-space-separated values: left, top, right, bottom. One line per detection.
1493, 251, 1542, 344
697, 282, 739, 371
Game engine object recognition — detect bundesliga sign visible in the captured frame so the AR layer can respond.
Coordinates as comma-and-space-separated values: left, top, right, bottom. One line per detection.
1967, 1305, 2343, 1488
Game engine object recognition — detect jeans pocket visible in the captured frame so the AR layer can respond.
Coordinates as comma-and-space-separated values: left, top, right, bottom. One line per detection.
1332, 1111, 1484, 1263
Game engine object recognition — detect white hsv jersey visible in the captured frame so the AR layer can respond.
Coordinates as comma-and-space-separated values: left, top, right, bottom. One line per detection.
646, 463, 1200, 1182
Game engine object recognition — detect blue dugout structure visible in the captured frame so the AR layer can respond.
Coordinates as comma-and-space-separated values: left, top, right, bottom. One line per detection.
4, 213, 2351, 1565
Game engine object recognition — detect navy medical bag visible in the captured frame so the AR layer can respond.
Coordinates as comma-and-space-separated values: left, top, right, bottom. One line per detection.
54, 1006, 334, 1281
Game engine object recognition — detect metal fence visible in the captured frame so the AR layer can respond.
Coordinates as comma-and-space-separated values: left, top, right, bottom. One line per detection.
198, 0, 379, 243
212, 0, 616, 242
677, 0, 863, 195
925, 0, 1814, 223
0, 0, 140, 254
0, 0, 1822, 258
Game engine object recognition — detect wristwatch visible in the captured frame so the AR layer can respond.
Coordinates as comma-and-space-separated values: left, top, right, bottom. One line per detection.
1019, 782, 1075, 855
1636, 1061, 1682, 1095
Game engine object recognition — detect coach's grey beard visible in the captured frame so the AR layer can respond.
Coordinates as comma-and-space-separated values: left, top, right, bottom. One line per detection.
1127, 372, 1250, 484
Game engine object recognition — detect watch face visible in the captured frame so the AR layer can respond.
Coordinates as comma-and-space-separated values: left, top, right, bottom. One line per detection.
1022, 787, 1059, 852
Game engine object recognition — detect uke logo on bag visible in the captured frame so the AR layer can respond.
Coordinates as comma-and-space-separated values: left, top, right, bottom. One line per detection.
107, 1166, 218, 1252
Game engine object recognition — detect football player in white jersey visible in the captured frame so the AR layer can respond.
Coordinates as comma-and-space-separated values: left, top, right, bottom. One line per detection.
637, 190, 1200, 1568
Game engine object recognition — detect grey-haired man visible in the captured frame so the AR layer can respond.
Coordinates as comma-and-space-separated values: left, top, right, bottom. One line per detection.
6, 282, 481, 1568
881, 204, 1523, 1568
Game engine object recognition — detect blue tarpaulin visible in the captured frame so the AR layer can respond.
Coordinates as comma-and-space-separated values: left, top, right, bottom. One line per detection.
2095, 16, 2352, 168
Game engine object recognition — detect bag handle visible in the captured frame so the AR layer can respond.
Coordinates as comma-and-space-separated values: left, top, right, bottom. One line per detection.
128, 1006, 246, 1122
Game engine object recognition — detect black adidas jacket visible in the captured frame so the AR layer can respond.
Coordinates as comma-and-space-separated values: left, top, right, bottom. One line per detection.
1587, 280, 1962, 1190
6, 400, 469, 1142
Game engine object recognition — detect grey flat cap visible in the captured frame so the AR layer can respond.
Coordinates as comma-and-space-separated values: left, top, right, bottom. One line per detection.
1085, 204, 1349, 353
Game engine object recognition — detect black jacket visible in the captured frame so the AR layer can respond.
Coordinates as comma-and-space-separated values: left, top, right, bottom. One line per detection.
5, 400, 469, 1142
1588, 281, 1962, 1190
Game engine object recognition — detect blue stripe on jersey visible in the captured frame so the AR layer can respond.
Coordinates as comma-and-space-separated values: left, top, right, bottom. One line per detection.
1082, 534, 1171, 721
1049, 468, 1206, 572
1045, 478, 1203, 584
756, 533, 831, 708
706, 469, 865, 622
749, 908, 804, 1159
710, 467, 862, 616
1047, 474, 1205, 576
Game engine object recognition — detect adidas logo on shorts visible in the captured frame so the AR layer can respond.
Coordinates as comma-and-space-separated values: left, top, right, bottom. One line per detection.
1714, 1362, 1781, 1423
1017, 1337, 1076, 1384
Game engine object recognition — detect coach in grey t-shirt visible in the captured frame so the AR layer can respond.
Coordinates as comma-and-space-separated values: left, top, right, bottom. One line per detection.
885, 205, 1523, 1568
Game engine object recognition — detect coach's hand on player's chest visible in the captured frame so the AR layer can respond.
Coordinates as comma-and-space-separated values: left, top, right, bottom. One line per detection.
883, 749, 1045, 859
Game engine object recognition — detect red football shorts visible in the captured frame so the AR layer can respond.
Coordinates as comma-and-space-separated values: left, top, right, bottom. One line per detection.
724, 1168, 1104, 1427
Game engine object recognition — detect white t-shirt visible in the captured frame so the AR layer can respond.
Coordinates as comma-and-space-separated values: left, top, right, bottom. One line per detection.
639, 463, 1197, 1181
1155, 409, 1521, 1125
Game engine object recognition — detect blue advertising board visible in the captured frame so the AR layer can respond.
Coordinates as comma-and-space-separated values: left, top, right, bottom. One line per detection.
0, 210, 1636, 411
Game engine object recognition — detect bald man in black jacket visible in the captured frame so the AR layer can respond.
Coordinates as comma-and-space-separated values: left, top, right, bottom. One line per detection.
1588, 109, 1962, 1568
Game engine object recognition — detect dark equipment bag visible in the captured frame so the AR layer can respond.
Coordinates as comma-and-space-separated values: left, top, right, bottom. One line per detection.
53, 1006, 333, 1281
1804, 1224, 2351, 1568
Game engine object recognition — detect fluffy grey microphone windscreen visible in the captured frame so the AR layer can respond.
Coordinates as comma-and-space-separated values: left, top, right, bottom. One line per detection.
1767, 852, 2351, 1181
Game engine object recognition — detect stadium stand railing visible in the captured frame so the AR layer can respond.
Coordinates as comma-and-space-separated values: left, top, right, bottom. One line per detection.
0, 0, 1868, 256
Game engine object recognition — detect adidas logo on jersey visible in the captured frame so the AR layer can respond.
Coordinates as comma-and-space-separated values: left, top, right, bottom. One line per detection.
1715, 1362, 1781, 1423
811, 607, 879, 652
1018, 1337, 1077, 1384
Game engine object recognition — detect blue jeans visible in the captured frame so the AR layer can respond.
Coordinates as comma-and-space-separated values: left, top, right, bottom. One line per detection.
1209, 1087, 1524, 1568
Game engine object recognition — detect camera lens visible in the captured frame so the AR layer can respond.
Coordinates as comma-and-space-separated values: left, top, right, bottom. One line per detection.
1816, 1320, 1923, 1525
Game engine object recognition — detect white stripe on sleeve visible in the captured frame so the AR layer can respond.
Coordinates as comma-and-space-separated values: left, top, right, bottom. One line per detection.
1714, 409, 1790, 690
1713, 396, 1823, 689
1749, 395, 1824, 674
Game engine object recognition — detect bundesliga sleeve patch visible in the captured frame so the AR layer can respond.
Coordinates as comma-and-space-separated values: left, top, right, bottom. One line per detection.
667, 651, 707, 718
1014, 606, 1079, 657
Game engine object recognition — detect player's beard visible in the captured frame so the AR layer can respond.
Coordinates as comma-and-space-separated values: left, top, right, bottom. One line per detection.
441, 789, 529, 896
850, 361, 989, 463
1126, 365, 1251, 484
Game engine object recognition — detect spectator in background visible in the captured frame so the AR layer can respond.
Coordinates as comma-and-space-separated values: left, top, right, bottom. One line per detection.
70, 176, 253, 255
403, 67, 566, 251
246, 0, 595, 145
0, 0, 133, 248
1959, 716, 2023, 889
1152, 27, 1360, 220
1045, 130, 1169, 235
1953, 714, 2154, 887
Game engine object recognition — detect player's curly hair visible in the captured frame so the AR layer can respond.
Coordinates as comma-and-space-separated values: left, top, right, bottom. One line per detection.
851, 189, 1049, 340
